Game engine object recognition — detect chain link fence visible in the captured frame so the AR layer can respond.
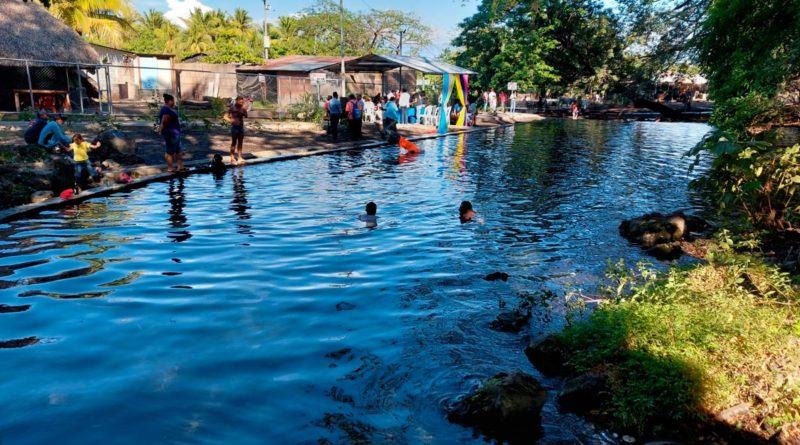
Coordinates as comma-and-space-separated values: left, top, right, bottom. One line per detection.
0, 57, 349, 121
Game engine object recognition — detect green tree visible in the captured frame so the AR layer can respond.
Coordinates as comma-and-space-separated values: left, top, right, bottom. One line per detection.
269, 0, 431, 57
452, 0, 623, 95
45, 0, 134, 46
688, 0, 800, 229
125, 9, 180, 54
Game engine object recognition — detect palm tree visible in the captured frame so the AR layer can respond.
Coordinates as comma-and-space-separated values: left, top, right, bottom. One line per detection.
181, 8, 215, 54
136, 9, 180, 54
231, 8, 254, 37
45, 0, 134, 46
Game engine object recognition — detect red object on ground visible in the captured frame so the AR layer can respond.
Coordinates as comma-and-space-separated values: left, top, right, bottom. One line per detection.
399, 136, 420, 153
118, 172, 134, 184
59, 189, 74, 200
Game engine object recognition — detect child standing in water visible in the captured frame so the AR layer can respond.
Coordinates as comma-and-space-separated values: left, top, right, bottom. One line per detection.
358, 202, 378, 228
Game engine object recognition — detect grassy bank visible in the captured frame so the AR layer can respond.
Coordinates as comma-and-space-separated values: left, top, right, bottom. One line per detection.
556, 246, 800, 440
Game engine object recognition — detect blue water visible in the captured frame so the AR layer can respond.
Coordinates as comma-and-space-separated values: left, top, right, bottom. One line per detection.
0, 120, 711, 444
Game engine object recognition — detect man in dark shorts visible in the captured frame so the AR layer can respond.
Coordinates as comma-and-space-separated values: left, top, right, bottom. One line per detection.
158, 94, 182, 172
228, 96, 248, 165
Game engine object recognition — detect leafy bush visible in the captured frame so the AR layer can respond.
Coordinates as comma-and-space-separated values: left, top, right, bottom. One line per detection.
286, 94, 324, 123
688, 131, 800, 229
558, 255, 800, 437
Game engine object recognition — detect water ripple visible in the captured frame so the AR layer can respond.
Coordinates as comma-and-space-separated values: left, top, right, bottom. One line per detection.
0, 120, 712, 445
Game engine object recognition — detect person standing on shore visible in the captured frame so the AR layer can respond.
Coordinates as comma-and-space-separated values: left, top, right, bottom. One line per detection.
488, 88, 497, 113
158, 93, 183, 172
227, 96, 248, 165
345, 94, 363, 141
328, 92, 343, 142
499, 90, 507, 112
324, 95, 333, 136
510, 91, 517, 113
398, 88, 411, 125
482, 90, 489, 112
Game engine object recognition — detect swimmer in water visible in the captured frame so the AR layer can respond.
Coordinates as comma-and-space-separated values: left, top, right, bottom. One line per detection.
459, 201, 477, 224
358, 201, 378, 228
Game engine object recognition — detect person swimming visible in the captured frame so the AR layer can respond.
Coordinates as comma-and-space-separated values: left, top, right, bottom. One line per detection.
459, 201, 477, 223
358, 201, 378, 228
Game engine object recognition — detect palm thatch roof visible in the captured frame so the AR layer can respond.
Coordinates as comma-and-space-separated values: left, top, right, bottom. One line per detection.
0, 1, 100, 66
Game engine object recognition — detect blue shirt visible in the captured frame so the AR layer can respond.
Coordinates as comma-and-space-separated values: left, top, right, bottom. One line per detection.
38, 121, 71, 147
159, 105, 181, 136
384, 101, 400, 121
328, 98, 343, 114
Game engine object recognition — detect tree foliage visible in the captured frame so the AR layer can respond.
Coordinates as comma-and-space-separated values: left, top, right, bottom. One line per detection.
268, 0, 432, 58
452, 0, 624, 94
123, 7, 263, 63
36, 0, 135, 47
689, 0, 800, 229
697, 0, 800, 136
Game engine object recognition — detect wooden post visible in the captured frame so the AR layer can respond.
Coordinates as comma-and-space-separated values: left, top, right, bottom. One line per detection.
76, 64, 84, 114
64, 66, 70, 112
24, 60, 34, 111
105, 66, 114, 115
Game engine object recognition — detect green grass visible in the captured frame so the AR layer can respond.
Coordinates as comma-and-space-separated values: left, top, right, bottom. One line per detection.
559, 252, 800, 437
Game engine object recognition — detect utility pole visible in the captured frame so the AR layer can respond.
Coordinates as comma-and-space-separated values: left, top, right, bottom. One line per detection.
262, 0, 271, 60
339, 0, 346, 94
398, 28, 406, 91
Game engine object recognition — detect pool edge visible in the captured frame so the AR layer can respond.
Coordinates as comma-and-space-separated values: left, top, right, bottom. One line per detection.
0, 123, 514, 223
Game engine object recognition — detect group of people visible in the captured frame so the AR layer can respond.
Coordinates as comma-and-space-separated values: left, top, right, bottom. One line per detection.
357, 199, 479, 229
323, 88, 431, 142
23, 110, 106, 193
480, 88, 518, 114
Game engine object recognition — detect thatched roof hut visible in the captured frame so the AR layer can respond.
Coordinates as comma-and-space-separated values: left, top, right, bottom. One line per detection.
0, 0, 100, 66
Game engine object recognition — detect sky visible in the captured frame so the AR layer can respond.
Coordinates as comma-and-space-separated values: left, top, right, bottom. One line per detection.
133, 0, 617, 57
133, 0, 479, 57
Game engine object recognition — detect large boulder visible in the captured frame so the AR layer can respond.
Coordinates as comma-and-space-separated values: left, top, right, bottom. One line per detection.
525, 335, 570, 377
557, 373, 610, 415
30, 190, 53, 204
97, 129, 136, 155
89, 129, 141, 165
619, 212, 710, 259
448, 371, 548, 444
50, 155, 75, 194
619, 212, 687, 247
489, 309, 532, 333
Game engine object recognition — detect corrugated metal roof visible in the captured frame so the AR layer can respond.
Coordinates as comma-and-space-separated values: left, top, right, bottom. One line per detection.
319, 54, 476, 75
237, 55, 356, 73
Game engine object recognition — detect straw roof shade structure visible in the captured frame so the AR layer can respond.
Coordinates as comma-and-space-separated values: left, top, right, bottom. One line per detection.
0, 1, 100, 66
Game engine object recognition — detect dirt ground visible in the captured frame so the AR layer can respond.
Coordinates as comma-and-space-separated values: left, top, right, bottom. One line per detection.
0, 112, 542, 168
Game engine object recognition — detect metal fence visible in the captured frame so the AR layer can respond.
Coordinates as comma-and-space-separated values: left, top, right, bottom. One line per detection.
0, 57, 348, 120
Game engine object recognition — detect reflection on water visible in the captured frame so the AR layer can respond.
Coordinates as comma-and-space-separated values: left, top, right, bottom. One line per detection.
0, 121, 712, 445
230, 168, 253, 236
167, 177, 191, 242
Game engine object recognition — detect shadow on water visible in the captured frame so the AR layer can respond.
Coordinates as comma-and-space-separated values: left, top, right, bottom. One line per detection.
167, 177, 192, 243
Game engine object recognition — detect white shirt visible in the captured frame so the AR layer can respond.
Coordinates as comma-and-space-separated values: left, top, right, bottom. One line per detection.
399, 92, 411, 107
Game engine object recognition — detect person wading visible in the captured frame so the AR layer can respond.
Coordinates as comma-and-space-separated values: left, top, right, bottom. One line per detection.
158, 94, 183, 172
226, 96, 248, 165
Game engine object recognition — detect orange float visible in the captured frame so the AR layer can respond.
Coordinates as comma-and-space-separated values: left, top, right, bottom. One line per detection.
398, 136, 420, 153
